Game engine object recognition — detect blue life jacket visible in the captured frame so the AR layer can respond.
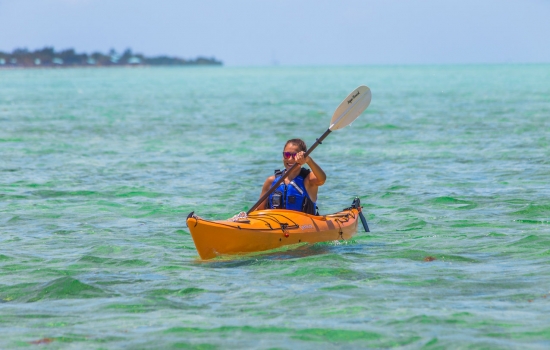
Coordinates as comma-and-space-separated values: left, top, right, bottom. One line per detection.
267, 168, 318, 215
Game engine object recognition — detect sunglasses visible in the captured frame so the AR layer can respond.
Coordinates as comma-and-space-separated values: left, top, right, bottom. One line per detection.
282, 152, 299, 159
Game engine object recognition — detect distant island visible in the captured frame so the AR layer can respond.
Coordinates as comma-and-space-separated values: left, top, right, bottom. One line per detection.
0, 47, 222, 68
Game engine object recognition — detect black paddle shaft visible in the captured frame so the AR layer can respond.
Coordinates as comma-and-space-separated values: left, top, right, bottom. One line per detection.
351, 197, 370, 232
247, 129, 332, 214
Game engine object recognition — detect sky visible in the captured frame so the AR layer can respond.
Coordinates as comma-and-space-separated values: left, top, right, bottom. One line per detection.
1, 0, 549, 66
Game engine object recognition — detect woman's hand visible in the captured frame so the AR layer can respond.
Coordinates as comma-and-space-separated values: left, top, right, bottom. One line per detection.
295, 151, 309, 166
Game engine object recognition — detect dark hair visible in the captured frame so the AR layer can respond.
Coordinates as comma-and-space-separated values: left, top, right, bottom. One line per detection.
284, 139, 307, 152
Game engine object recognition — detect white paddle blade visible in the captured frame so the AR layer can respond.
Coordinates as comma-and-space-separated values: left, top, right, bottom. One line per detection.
329, 85, 372, 131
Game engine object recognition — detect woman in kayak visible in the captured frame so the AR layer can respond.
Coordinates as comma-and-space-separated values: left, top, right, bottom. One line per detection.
257, 139, 326, 215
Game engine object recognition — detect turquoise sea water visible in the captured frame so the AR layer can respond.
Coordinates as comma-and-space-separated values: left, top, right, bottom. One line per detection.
1, 65, 549, 349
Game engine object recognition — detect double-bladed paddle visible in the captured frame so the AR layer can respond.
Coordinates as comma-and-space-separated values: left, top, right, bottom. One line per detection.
247, 85, 372, 214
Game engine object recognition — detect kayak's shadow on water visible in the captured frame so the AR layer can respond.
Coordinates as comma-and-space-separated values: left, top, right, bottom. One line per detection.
192, 242, 359, 268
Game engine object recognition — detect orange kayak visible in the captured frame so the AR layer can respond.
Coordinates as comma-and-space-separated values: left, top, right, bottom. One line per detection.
186, 199, 369, 260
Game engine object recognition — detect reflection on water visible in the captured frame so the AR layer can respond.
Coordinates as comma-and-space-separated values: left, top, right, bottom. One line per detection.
192, 242, 335, 268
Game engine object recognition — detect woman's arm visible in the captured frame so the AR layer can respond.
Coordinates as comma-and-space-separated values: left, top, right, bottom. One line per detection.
294, 152, 326, 203
305, 156, 326, 186
295, 151, 326, 186
257, 175, 275, 210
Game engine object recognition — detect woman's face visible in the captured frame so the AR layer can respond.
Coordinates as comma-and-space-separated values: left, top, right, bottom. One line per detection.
282, 143, 301, 170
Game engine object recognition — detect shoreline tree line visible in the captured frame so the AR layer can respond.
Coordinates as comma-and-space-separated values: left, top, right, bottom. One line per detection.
0, 47, 222, 67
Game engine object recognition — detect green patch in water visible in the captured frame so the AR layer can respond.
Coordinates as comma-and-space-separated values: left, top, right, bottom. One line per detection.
149, 287, 206, 297
511, 204, 550, 218
396, 220, 427, 231
486, 232, 507, 237
164, 326, 289, 335
287, 267, 357, 278
0, 254, 13, 262
53, 230, 73, 235
115, 190, 166, 198
0, 137, 24, 142
430, 197, 477, 210
3, 277, 109, 302
105, 303, 156, 313
450, 221, 495, 228
320, 306, 366, 317
53, 334, 126, 344
313, 239, 358, 247
320, 284, 359, 291
348, 148, 366, 156
485, 327, 550, 340
389, 250, 478, 263
92, 245, 123, 254
172, 342, 218, 350
387, 185, 408, 191
33, 190, 99, 198
514, 219, 550, 224
7, 216, 23, 223
292, 328, 382, 342
96, 200, 124, 208
75, 255, 149, 267
0, 194, 27, 200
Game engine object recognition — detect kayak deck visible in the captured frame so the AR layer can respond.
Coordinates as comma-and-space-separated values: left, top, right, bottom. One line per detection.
186, 206, 362, 260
